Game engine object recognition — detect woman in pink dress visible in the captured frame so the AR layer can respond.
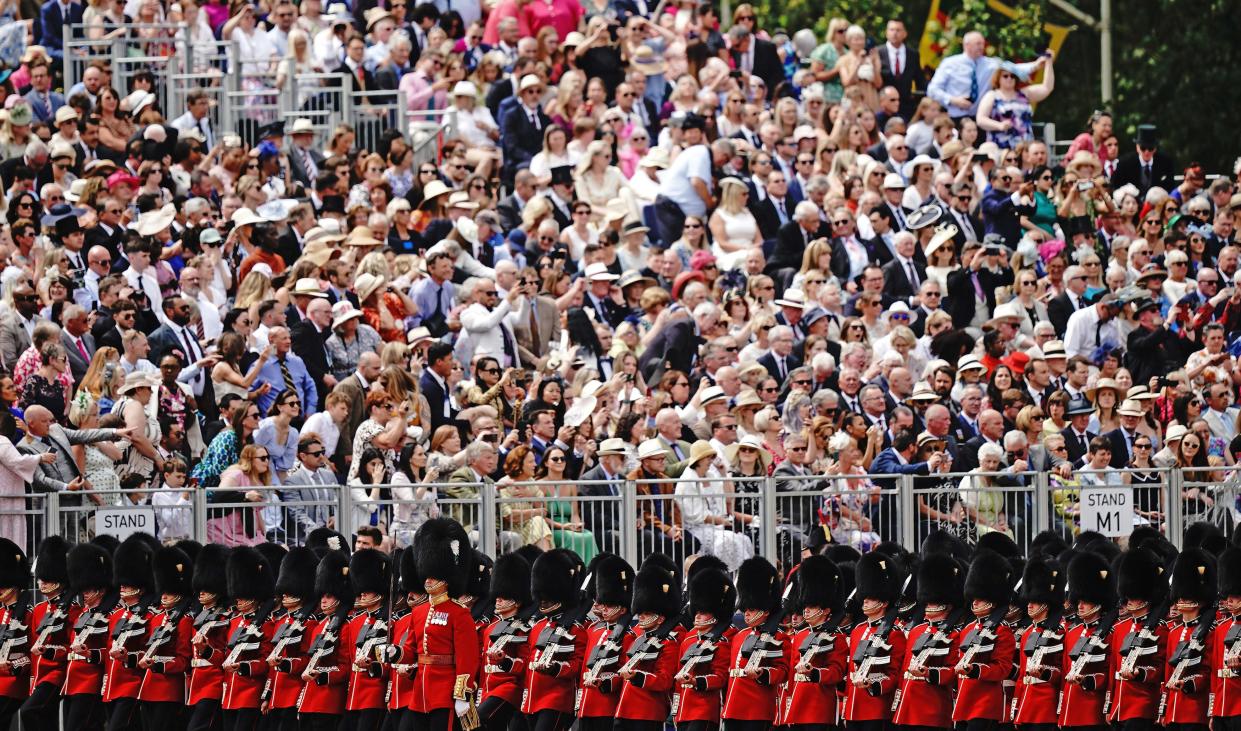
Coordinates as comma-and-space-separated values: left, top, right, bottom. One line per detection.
206, 444, 272, 546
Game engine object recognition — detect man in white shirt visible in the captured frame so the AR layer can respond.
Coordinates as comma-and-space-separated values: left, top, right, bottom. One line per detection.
121, 243, 163, 312
455, 278, 523, 368
265, 0, 298, 57
655, 114, 729, 242
169, 90, 216, 151
1063, 293, 1122, 358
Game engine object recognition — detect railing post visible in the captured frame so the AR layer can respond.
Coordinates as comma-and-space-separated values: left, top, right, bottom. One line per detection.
45, 492, 60, 545
480, 483, 497, 557
338, 483, 353, 539
1167, 467, 1184, 548
621, 479, 638, 566
898, 473, 915, 550
193, 488, 207, 544
397, 91, 409, 137
760, 475, 777, 561
1033, 471, 1050, 534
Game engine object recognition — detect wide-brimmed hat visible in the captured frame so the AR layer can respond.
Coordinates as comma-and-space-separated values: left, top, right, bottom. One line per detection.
902, 154, 942, 180
420, 180, 452, 207
446, 191, 478, 211
917, 431, 946, 449
7, 103, 31, 127
230, 207, 265, 228
1066, 151, 1102, 178
1127, 385, 1159, 401
882, 172, 905, 190
906, 204, 944, 231
987, 300, 1024, 328
584, 262, 619, 282
355, 272, 386, 302
619, 271, 657, 290
136, 204, 177, 237
910, 381, 939, 402
687, 440, 718, 468
345, 226, 383, 247
925, 223, 959, 259
1085, 377, 1121, 402
292, 278, 328, 299
40, 203, 86, 228
957, 354, 986, 372
519, 74, 542, 92
725, 435, 771, 471
630, 45, 666, 76
331, 301, 364, 329
1042, 340, 1067, 359
883, 301, 913, 322
1135, 263, 1168, 284
118, 371, 157, 395
733, 389, 763, 410
54, 106, 78, 125
1065, 396, 1095, 416
598, 437, 628, 456
1166, 424, 1188, 443
290, 118, 315, 135
775, 288, 806, 309
637, 439, 666, 460
699, 385, 728, 406
1118, 399, 1144, 417
406, 326, 433, 347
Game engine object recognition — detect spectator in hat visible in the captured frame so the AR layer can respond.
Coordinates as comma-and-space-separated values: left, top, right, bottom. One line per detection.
1111, 124, 1176, 199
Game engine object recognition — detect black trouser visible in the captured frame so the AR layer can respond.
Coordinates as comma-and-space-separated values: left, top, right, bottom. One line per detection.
724, 721, 772, 731
65, 693, 106, 731
402, 709, 459, 731
653, 196, 686, 246
382, 709, 408, 731
580, 718, 614, 731
106, 697, 141, 731
1215, 719, 1241, 731
677, 722, 719, 731
19, 680, 62, 731
223, 707, 264, 731
529, 710, 573, 731
844, 721, 889, 731
0, 696, 24, 731
957, 721, 998, 731
187, 699, 223, 731
1114, 720, 1156, 731
784, 725, 833, 731
614, 721, 662, 731
1166, 725, 1209, 731
141, 701, 184, 731
342, 708, 388, 731
268, 707, 299, 731
300, 712, 343, 731
479, 697, 517, 731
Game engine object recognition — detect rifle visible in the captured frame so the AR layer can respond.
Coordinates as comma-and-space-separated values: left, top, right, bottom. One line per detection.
1158, 611, 1213, 725
354, 611, 389, 671
949, 608, 1006, 717
31, 596, 70, 656
192, 605, 230, 645
140, 598, 193, 667
304, 611, 346, 682
1222, 618, 1241, 678
68, 593, 116, 662
110, 599, 154, 659
486, 604, 537, 674
1057, 609, 1119, 718
673, 617, 729, 685
0, 591, 31, 671
617, 614, 680, 677
223, 599, 277, 668
531, 570, 594, 673
265, 606, 312, 666
849, 607, 901, 687
892, 607, 964, 713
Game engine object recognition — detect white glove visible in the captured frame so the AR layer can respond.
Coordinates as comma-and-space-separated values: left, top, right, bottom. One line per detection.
454, 700, 470, 717
750, 517, 761, 530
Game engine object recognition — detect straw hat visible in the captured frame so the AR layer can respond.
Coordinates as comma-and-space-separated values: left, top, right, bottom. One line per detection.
420, 180, 452, 207
637, 439, 667, 460
345, 226, 383, 247
1085, 377, 1121, 402
1066, 151, 1103, 178
686, 440, 718, 468
136, 204, 177, 237
118, 371, 158, 395
291, 278, 328, 298
909, 381, 939, 402
1127, 385, 1159, 401
597, 438, 628, 456
331, 301, 365, 329
733, 389, 763, 410
775, 289, 807, 309
1117, 399, 1144, 418
355, 272, 386, 303
230, 207, 265, 228
725, 435, 771, 471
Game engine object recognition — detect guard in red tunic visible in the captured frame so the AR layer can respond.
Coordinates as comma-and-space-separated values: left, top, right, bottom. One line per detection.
137, 546, 196, 730
345, 548, 393, 731
951, 550, 1018, 731
220, 546, 277, 731
103, 534, 157, 731
1012, 556, 1065, 731
20, 536, 75, 731
579, 555, 635, 731
387, 549, 428, 731
300, 550, 354, 731
187, 544, 233, 731
616, 562, 681, 731
844, 552, 908, 731
397, 518, 482, 731
265, 547, 319, 731
519, 549, 585, 731
723, 556, 789, 731
479, 552, 538, 731
0, 538, 31, 731
893, 552, 963, 730
674, 564, 735, 731
1059, 550, 1117, 730
1108, 547, 1168, 730
63, 542, 115, 731
1163, 547, 1216, 730
1212, 545, 1241, 730
780, 555, 848, 731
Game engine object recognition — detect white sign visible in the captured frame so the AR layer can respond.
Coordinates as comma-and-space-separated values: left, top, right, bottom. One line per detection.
1080, 487, 1134, 537
95, 508, 156, 540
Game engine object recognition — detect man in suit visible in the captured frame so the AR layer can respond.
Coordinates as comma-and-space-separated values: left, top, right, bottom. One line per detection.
945, 182, 983, 246
1059, 397, 1096, 465
496, 170, 534, 234
330, 353, 381, 466
485, 56, 535, 120
766, 201, 829, 289
877, 19, 926, 119
442, 441, 518, 551
290, 298, 334, 410
578, 439, 630, 555
420, 341, 458, 433
1047, 265, 1089, 336
24, 61, 66, 126
758, 325, 801, 382
956, 408, 1006, 473
39, 0, 85, 66
880, 231, 926, 303
953, 383, 985, 443
1110, 124, 1176, 200
582, 263, 631, 329
639, 312, 701, 383
0, 283, 43, 370
512, 285, 560, 368
870, 429, 941, 537
1104, 400, 1147, 469
1202, 382, 1238, 443
169, 90, 216, 151
60, 305, 95, 389
653, 409, 692, 477
19, 405, 131, 503
501, 75, 550, 183
728, 26, 784, 98
981, 169, 1036, 248
286, 119, 326, 190
944, 239, 1014, 329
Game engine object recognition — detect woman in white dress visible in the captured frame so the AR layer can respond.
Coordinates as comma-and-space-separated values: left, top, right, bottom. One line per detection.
69, 393, 125, 504
708, 177, 762, 271
673, 440, 755, 572
529, 126, 576, 190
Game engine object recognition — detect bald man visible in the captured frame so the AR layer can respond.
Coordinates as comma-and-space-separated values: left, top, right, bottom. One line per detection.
18, 405, 132, 503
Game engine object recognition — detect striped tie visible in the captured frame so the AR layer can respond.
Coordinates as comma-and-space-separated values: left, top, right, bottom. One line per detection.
279, 356, 296, 398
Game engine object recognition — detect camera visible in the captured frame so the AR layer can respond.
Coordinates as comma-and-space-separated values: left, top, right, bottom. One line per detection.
1077, 180, 1094, 191
983, 244, 1002, 255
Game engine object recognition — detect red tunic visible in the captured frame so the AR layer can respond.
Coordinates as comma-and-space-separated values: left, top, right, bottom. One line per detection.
1211, 614, 1241, 717
672, 627, 734, 723
1057, 620, 1112, 727
345, 610, 389, 711
615, 626, 679, 722
1107, 615, 1165, 722
951, 619, 1016, 722
102, 602, 152, 702
63, 601, 113, 697
1163, 617, 1213, 725
778, 624, 848, 726
28, 599, 78, 691
518, 615, 583, 715
843, 619, 907, 722
892, 619, 960, 728
298, 615, 350, 715
404, 597, 481, 713
387, 609, 417, 712
1012, 620, 1063, 725
187, 606, 231, 705
137, 608, 194, 702
268, 612, 316, 710
722, 626, 789, 721
480, 614, 533, 708
220, 611, 274, 710
0, 598, 31, 698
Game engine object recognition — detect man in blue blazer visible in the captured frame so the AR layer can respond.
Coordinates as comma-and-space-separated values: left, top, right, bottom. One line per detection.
40, 0, 85, 65
23, 59, 66, 125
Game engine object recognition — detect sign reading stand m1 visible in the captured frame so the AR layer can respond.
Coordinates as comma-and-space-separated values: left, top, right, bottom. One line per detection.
1079, 487, 1134, 537
95, 507, 156, 540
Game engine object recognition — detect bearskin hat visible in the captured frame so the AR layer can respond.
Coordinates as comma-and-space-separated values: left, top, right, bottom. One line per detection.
315, 549, 353, 605
226, 546, 275, 602
1185, 522, 1227, 556
399, 545, 423, 595
192, 544, 230, 598
964, 549, 1015, 607
1219, 546, 1241, 598
490, 553, 533, 606
306, 527, 350, 555
34, 536, 70, 585
1118, 547, 1169, 605
796, 555, 842, 613
689, 567, 736, 624
736, 557, 780, 612
591, 554, 634, 608
256, 543, 288, 577
1029, 530, 1069, 559
920, 529, 971, 560
113, 534, 155, 592
856, 551, 905, 604
413, 518, 472, 597
632, 562, 681, 618
531, 547, 580, 607
1171, 547, 1217, 606
67, 542, 111, 593
917, 551, 964, 607
153, 546, 194, 597
349, 548, 391, 597
275, 547, 319, 600
174, 540, 202, 567
977, 532, 1022, 559
1067, 549, 1117, 610
466, 550, 493, 599
1018, 556, 1064, 607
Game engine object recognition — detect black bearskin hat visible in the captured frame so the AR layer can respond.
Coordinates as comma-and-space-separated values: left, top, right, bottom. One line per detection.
193, 544, 230, 598
174, 540, 202, 567
920, 529, 971, 560
917, 551, 963, 607
306, 527, 350, 555
1219, 546, 1241, 598
640, 552, 677, 577
466, 550, 493, 599
256, 543, 288, 577
685, 555, 728, 586
591, 554, 634, 608
113, 534, 155, 592
531, 548, 579, 607
736, 557, 781, 612
1185, 522, 1227, 556
964, 549, 1015, 607
689, 567, 736, 624
34, 536, 70, 585
1018, 556, 1064, 607
315, 549, 353, 606
490, 553, 533, 605
824, 544, 863, 565
796, 555, 842, 612
1067, 550, 1117, 610
154, 546, 194, 597
67, 542, 111, 593
226, 546, 275, 602
856, 551, 905, 604
349, 548, 391, 597
977, 532, 1022, 559
399, 546, 423, 595
1117, 547, 1169, 605
275, 547, 319, 600
1171, 547, 1217, 606
1029, 530, 1069, 559
91, 534, 119, 556
632, 562, 680, 618
413, 518, 472, 597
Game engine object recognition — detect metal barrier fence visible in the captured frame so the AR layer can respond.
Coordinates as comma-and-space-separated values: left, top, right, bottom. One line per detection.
9, 466, 1234, 564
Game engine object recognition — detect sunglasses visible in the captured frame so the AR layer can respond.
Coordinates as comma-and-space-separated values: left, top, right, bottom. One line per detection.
547, 455, 566, 463
305, 449, 326, 457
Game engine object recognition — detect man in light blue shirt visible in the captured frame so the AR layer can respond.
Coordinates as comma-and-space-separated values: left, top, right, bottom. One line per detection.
408, 250, 456, 337
654, 113, 733, 243
253, 326, 318, 416
927, 31, 1038, 119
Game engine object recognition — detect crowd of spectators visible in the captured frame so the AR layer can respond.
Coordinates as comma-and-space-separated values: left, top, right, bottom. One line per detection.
0, 0, 1237, 561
